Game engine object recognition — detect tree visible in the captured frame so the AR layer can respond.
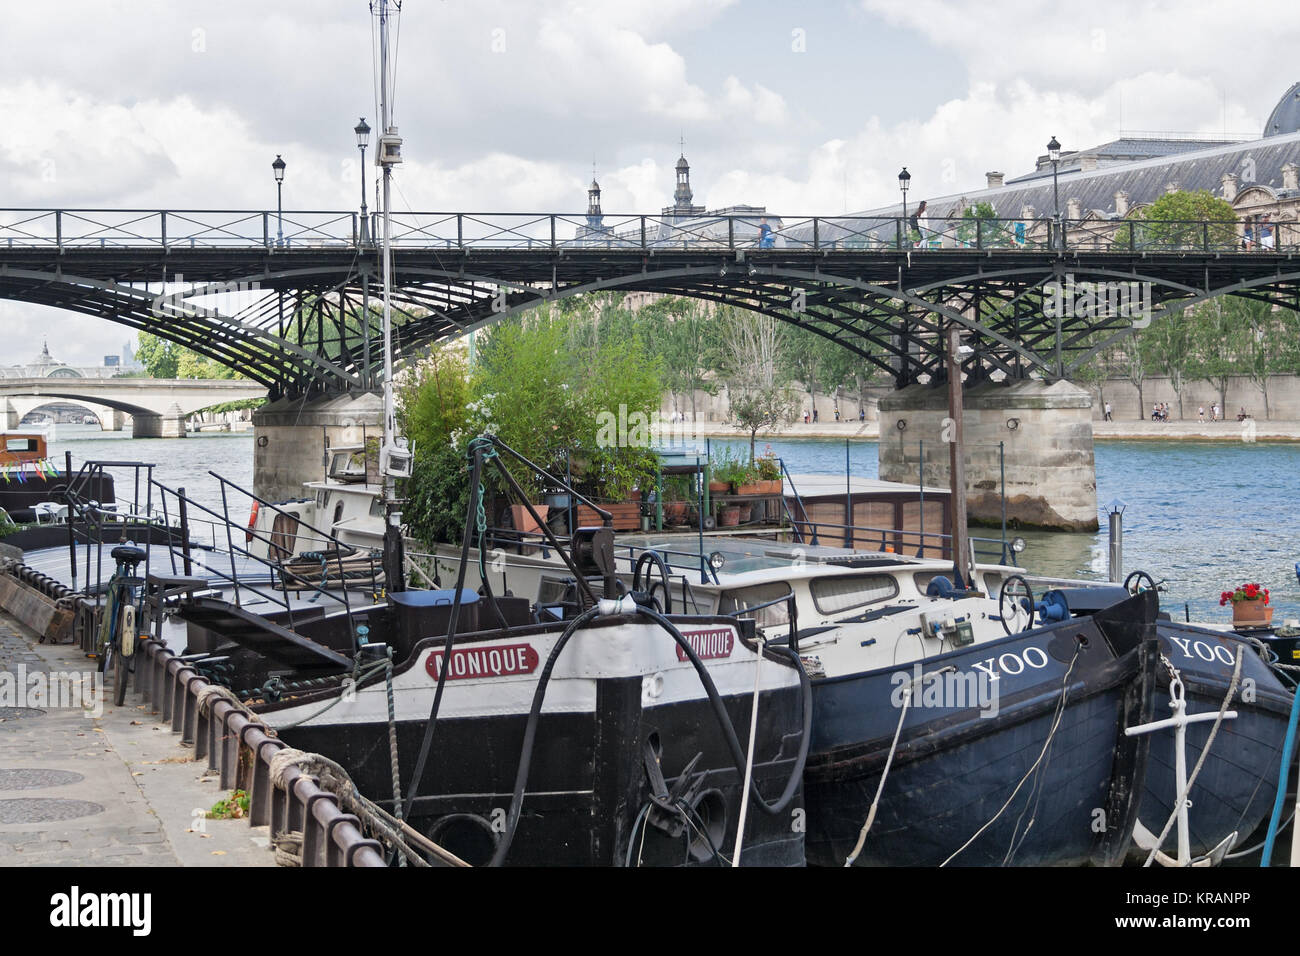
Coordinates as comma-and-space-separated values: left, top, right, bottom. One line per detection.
1139, 311, 1196, 417
1188, 297, 1239, 415
716, 307, 798, 461
1113, 189, 1238, 251
134, 333, 180, 378
644, 297, 720, 423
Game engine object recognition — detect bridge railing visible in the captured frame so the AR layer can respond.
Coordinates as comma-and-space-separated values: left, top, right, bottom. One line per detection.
1, 208, 1293, 255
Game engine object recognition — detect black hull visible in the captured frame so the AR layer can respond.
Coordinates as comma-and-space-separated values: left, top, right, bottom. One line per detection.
804, 593, 1159, 867
280, 680, 806, 866
1128, 622, 1294, 862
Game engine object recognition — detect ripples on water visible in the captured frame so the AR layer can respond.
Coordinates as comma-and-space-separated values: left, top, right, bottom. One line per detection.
46, 425, 1300, 622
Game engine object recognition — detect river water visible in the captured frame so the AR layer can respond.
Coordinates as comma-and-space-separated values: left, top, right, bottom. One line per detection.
42, 424, 1300, 622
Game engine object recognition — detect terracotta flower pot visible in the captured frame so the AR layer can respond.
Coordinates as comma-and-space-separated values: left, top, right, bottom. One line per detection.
719, 506, 742, 527
1232, 599, 1274, 628
736, 482, 763, 496
664, 501, 688, 524
708, 480, 729, 494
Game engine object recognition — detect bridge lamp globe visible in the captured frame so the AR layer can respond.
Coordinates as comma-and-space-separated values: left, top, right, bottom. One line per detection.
272, 154, 286, 246
1046, 136, 1063, 248
354, 118, 371, 242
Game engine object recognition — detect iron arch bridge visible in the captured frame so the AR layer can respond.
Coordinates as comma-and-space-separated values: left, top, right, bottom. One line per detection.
3, 207, 1299, 398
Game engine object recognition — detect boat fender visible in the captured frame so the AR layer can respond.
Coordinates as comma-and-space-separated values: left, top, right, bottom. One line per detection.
246, 501, 260, 543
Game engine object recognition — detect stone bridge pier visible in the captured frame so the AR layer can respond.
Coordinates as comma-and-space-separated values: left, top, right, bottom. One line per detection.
252, 391, 384, 501
878, 379, 1098, 533
129, 403, 188, 439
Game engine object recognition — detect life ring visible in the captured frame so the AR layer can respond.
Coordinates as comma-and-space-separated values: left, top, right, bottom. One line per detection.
246, 500, 260, 543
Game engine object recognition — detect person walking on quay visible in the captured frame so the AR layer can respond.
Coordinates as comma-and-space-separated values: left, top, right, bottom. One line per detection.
1212, 402, 1220, 421
834, 406, 841, 422
1103, 401, 1113, 421
1198, 405, 1206, 422
813, 408, 819, 423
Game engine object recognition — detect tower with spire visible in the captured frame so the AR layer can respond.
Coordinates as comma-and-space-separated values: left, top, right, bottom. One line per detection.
664, 141, 705, 222
575, 162, 613, 245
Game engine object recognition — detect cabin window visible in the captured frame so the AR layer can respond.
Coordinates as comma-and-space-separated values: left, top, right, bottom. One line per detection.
810, 574, 898, 615
333, 501, 345, 525
913, 571, 942, 594
5, 438, 38, 453
369, 496, 384, 518
718, 582, 791, 629
316, 489, 329, 509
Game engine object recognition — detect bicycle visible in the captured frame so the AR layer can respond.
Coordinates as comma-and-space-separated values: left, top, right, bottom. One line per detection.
97, 544, 148, 707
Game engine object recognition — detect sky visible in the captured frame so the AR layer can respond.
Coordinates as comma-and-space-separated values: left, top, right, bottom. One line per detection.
3, 0, 1300, 366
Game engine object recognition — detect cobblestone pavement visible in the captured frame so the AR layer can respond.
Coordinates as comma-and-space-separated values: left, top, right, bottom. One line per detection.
0, 611, 274, 867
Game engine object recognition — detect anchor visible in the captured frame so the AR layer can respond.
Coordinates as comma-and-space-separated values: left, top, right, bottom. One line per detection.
1125, 661, 1237, 867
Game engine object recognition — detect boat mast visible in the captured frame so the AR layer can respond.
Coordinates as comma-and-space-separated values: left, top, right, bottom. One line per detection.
374, 0, 409, 591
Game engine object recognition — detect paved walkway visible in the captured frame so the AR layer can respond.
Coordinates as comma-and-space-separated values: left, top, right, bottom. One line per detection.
0, 611, 275, 867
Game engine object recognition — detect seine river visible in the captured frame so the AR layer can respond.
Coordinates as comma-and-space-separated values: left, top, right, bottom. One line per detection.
42, 424, 1300, 622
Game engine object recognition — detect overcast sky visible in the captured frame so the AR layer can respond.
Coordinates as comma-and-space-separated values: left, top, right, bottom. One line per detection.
4, 0, 1300, 366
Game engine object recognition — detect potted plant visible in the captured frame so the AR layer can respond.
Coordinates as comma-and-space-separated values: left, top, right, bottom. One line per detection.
708, 448, 739, 494
755, 446, 782, 494
662, 474, 691, 525
1220, 583, 1273, 628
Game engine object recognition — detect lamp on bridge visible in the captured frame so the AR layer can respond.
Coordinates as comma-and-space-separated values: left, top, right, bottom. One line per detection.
272, 154, 287, 247
1047, 136, 1061, 250
898, 166, 911, 243
355, 118, 371, 243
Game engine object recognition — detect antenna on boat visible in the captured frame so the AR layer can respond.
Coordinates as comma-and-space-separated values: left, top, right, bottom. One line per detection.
372, 0, 411, 592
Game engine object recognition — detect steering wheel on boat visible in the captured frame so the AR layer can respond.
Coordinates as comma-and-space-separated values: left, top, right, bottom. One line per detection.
633, 550, 673, 614
998, 574, 1036, 635
1124, 570, 1157, 595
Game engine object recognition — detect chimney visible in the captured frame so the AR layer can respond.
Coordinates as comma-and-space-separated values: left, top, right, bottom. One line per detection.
1283, 162, 1300, 191
1079, 155, 1098, 172
985, 171, 1005, 189
1220, 172, 1239, 202
1020, 204, 1036, 220
1114, 190, 1130, 217
1165, 180, 1181, 194
1066, 197, 1082, 220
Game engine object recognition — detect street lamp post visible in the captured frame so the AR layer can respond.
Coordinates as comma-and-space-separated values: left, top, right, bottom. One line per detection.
272, 154, 286, 247
1047, 136, 1061, 250
898, 166, 911, 247
355, 118, 371, 244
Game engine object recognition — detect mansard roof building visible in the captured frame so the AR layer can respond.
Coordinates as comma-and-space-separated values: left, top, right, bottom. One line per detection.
815, 84, 1300, 248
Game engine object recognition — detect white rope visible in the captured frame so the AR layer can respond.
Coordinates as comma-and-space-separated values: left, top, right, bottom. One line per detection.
731, 637, 764, 867
1142, 647, 1243, 868
941, 644, 1080, 867
843, 676, 924, 865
